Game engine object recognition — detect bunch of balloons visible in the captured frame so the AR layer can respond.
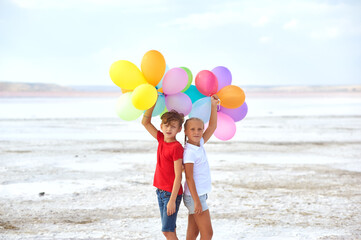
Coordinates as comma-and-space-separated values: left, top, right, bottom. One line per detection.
109, 50, 248, 141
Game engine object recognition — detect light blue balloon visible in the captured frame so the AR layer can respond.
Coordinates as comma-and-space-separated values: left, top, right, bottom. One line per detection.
152, 94, 166, 116
184, 85, 206, 103
156, 64, 169, 90
189, 97, 211, 123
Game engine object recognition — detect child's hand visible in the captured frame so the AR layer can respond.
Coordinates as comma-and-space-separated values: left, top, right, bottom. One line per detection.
167, 201, 176, 216
211, 94, 220, 108
194, 199, 203, 215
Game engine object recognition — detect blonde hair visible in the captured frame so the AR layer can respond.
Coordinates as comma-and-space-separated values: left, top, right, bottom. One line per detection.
184, 117, 204, 145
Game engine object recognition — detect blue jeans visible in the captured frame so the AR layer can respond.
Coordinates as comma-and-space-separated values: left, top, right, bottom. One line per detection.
156, 189, 182, 232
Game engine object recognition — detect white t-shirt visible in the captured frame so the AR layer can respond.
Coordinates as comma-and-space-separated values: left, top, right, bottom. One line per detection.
183, 138, 211, 196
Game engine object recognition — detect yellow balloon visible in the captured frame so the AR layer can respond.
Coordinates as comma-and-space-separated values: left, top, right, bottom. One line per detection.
131, 83, 158, 110
141, 50, 166, 86
109, 60, 147, 90
121, 88, 132, 93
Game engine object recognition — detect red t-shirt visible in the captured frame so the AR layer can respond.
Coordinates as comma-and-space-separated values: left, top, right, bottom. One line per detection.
153, 131, 183, 195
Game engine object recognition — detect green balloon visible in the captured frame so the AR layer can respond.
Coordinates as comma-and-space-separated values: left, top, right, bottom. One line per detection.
180, 67, 193, 92
115, 92, 143, 121
159, 106, 168, 118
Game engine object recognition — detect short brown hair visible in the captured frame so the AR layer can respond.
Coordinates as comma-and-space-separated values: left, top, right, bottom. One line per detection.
161, 110, 184, 127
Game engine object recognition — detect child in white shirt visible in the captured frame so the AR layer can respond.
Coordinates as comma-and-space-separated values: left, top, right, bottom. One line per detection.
183, 95, 219, 240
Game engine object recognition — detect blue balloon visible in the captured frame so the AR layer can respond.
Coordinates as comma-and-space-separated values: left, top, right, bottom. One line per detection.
184, 85, 206, 103
152, 94, 166, 116
189, 97, 211, 123
156, 64, 169, 90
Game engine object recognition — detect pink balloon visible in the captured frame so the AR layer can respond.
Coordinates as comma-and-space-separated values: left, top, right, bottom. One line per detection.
162, 68, 188, 95
219, 102, 248, 122
211, 66, 232, 92
195, 70, 218, 96
214, 112, 236, 141
165, 92, 192, 116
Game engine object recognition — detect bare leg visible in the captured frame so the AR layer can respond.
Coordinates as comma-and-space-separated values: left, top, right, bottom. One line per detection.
193, 209, 213, 240
163, 231, 178, 240
186, 214, 199, 240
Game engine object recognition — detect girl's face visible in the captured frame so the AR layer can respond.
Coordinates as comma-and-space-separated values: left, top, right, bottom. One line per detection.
185, 119, 204, 145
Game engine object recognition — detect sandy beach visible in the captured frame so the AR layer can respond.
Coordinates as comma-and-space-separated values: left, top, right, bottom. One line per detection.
0, 96, 361, 239
1, 0, 361, 237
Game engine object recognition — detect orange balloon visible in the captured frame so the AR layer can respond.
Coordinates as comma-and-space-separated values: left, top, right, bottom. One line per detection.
217, 85, 245, 109
141, 50, 166, 87
157, 88, 163, 93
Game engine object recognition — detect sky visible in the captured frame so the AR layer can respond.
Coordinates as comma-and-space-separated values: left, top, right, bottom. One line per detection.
0, 0, 360, 87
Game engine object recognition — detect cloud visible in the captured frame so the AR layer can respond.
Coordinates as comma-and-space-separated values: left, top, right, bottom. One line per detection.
4, 0, 361, 86
11, 0, 167, 9
164, 0, 360, 35
310, 27, 341, 39
163, 2, 276, 30
259, 36, 271, 44
162, 10, 242, 30
283, 19, 298, 30
253, 16, 270, 27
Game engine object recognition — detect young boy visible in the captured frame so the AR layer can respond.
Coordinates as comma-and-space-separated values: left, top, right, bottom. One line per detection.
142, 104, 184, 240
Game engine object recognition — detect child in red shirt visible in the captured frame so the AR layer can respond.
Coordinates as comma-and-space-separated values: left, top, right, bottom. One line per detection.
142, 104, 184, 240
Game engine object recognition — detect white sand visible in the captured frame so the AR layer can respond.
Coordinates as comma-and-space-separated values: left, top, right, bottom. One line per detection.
0, 97, 361, 239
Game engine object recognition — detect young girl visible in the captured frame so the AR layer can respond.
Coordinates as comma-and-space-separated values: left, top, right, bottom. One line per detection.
142, 103, 184, 240
183, 95, 219, 240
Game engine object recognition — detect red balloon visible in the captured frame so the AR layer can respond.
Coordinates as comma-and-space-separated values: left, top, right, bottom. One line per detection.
195, 70, 218, 96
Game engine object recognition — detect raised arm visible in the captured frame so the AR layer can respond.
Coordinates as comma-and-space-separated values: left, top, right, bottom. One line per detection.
141, 104, 158, 139
203, 95, 219, 143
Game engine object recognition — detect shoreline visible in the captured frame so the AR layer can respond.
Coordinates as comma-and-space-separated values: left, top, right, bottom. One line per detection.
1, 91, 361, 98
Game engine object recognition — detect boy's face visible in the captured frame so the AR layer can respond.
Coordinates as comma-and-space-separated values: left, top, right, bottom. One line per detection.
160, 120, 182, 139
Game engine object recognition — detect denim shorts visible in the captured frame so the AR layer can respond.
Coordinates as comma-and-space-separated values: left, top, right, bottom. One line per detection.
183, 194, 208, 215
156, 189, 182, 232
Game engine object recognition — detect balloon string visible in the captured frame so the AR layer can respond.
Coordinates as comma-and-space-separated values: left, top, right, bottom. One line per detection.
217, 99, 221, 112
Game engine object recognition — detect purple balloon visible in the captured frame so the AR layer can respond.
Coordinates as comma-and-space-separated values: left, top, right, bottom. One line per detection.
165, 92, 192, 116
220, 102, 248, 122
211, 66, 232, 92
